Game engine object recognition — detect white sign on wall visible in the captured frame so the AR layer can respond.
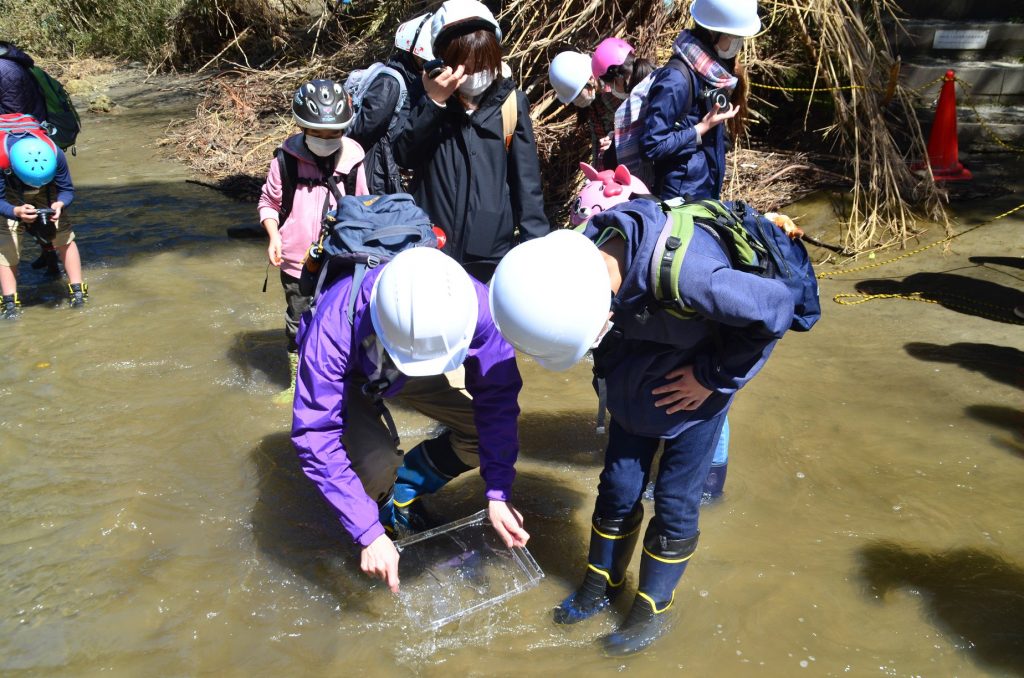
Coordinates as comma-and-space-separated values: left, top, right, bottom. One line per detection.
932, 29, 990, 50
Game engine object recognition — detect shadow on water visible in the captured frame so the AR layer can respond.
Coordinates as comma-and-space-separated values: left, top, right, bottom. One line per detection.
855, 273, 1024, 324
517, 409, 607, 468
858, 541, 1024, 676
51, 180, 257, 266
249, 431, 590, 603
964, 405, 1024, 457
903, 342, 1024, 390
249, 432, 375, 609
228, 329, 291, 389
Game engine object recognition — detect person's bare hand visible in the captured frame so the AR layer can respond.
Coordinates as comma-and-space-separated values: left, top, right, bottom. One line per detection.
360, 533, 401, 593
423, 64, 466, 105
695, 103, 740, 137
267, 232, 283, 266
599, 134, 612, 152
488, 500, 529, 548
13, 204, 37, 223
651, 364, 713, 414
50, 201, 64, 223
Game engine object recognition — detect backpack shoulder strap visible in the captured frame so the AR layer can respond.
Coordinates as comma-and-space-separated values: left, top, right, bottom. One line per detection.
343, 161, 360, 197
277, 148, 299, 226
500, 90, 518, 151
650, 206, 699, 319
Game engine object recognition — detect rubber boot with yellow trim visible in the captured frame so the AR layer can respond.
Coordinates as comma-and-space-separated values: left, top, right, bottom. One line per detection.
2, 293, 21, 319
601, 525, 698, 656
273, 352, 299, 405
553, 505, 643, 624
68, 282, 88, 308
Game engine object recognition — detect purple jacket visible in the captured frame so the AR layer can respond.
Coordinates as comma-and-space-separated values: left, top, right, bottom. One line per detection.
291, 264, 523, 547
0, 43, 47, 121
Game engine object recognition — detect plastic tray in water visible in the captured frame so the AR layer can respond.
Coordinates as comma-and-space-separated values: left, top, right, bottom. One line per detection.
394, 509, 544, 630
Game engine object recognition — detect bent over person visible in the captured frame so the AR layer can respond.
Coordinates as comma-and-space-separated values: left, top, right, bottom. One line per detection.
489, 201, 793, 655
291, 247, 528, 592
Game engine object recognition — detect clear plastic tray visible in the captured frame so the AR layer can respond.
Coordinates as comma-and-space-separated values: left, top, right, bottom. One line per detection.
394, 509, 544, 630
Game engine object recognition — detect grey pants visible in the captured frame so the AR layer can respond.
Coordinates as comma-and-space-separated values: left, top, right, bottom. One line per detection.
343, 368, 479, 503
280, 271, 310, 353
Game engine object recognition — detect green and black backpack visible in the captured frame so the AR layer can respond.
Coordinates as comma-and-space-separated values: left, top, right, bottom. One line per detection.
650, 199, 821, 332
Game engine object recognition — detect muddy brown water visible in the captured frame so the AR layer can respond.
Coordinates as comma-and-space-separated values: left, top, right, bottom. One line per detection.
2, 74, 1023, 676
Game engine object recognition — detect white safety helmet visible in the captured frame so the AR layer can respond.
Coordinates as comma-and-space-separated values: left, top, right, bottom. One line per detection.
395, 12, 435, 61
489, 229, 611, 372
431, 0, 502, 52
549, 51, 593, 104
690, 0, 761, 37
370, 248, 479, 377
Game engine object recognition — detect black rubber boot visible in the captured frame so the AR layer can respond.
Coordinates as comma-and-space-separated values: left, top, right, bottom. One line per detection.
68, 282, 88, 308
2, 293, 21, 319
601, 525, 699, 656
553, 505, 643, 624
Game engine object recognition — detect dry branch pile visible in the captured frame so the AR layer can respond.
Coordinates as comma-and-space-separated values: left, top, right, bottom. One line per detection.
162, 0, 948, 252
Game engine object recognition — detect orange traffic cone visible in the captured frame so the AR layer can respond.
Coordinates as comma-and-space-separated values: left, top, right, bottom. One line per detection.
921, 70, 972, 181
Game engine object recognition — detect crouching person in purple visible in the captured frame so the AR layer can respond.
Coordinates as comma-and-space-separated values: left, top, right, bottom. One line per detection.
291, 246, 528, 593
488, 201, 793, 655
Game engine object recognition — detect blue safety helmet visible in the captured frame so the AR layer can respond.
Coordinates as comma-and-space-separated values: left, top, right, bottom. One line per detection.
8, 137, 57, 188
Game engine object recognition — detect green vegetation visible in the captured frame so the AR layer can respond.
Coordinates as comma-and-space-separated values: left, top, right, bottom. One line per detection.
0, 0, 181, 61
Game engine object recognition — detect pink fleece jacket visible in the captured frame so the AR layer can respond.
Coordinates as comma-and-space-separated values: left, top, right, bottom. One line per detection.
258, 134, 368, 278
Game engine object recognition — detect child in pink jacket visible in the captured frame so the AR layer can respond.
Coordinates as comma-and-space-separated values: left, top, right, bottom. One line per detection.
258, 79, 369, 402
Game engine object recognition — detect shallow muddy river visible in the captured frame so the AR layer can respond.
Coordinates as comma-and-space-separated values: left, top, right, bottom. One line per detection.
1, 75, 1023, 676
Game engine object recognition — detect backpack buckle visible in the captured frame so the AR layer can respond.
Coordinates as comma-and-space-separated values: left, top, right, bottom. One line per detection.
665, 236, 682, 251
366, 254, 382, 268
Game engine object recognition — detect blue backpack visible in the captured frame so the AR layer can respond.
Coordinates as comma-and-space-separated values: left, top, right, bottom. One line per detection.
651, 198, 821, 332
299, 193, 437, 321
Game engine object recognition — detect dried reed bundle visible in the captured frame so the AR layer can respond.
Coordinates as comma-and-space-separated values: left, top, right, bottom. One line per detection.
162, 0, 948, 253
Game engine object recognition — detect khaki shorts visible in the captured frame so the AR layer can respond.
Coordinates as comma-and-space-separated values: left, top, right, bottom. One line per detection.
0, 217, 75, 268
344, 368, 478, 503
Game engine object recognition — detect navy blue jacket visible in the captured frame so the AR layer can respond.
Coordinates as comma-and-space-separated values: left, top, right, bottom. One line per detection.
0, 43, 47, 121
0, 148, 74, 220
640, 64, 725, 201
583, 199, 792, 438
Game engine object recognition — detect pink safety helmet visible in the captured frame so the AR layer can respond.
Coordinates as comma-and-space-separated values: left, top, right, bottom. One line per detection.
591, 37, 635, 81
570, 162, 650, 226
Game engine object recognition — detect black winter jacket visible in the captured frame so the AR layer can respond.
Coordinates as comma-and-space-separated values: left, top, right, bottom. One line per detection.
0, 43, 46, 120
393, 76, 549, 277
346, 56, 424, 195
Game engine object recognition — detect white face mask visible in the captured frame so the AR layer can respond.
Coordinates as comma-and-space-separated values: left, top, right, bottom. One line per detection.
305, 135, 342, 157
573, 88, 596, 108
459, 70, 495, 97
610, 84, 628, 100
716, 36, 743, 60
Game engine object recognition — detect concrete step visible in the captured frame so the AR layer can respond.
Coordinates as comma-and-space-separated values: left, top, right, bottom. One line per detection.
917, 104, 1024, 153
901, 58, 1024, 106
